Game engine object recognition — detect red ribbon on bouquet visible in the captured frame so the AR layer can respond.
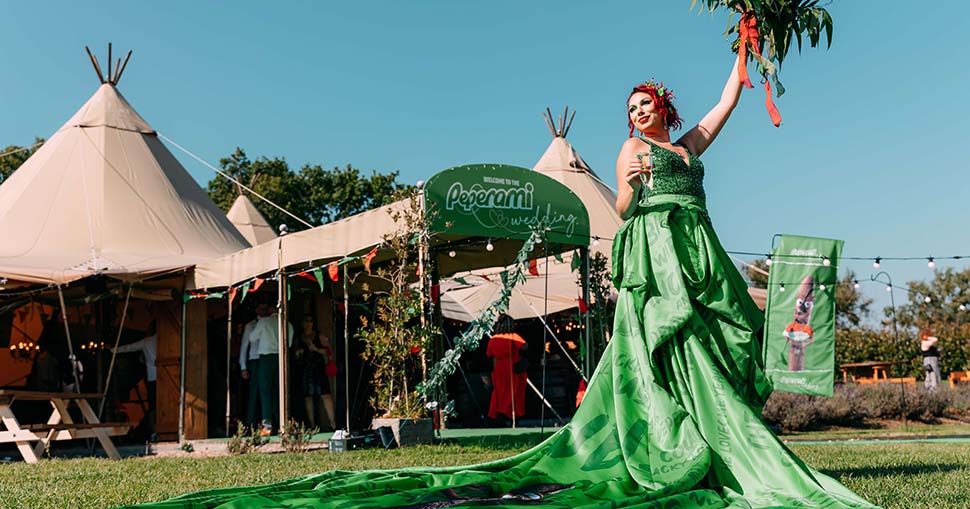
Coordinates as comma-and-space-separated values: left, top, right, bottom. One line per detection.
738, 12, 782, 127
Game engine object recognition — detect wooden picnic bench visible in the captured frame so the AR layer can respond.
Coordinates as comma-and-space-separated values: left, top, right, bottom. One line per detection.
0, 390, 130, 463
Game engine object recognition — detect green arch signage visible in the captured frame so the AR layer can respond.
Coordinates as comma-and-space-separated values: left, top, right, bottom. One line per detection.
424, 164, 590, 246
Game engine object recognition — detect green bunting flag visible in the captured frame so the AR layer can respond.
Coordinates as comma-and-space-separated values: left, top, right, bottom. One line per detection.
570, 249, 582, 272
239, 281, 252, 303
764, 234, 843, 397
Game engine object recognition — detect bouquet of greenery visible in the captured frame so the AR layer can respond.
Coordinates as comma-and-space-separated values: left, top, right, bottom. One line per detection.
693, 0, 834, 126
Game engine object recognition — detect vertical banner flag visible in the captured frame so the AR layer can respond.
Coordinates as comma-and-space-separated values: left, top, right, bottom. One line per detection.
764, 234, 843, 397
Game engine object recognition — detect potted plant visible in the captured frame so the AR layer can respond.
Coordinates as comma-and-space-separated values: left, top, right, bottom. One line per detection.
356, 191, 436, 446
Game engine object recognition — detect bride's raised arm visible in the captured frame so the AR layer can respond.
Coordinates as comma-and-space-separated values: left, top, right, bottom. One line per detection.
677, 54, 743, 157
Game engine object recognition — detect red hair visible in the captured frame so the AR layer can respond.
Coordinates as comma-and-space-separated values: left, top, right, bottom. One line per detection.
627, 81, 683, 137
919, 327, 934, 340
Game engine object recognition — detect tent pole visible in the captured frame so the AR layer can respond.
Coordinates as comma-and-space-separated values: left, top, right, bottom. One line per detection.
277, 241, 289, 433
581, 247, 592, 376
98, 284, 133, 419
225, 292, 233, 437
343, 265, 350, 431
429, 251, 443, 432
56, 286, 82, 393
539, 237, 549, 435
178, 294, 187, 444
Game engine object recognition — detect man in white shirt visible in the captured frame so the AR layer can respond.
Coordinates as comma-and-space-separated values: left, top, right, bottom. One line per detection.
249, 307, 293, 434
239, 303, 270, 428
113, 322, 158, 439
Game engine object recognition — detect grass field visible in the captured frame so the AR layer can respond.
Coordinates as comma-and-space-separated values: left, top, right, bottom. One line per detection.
0, 433, 968, 508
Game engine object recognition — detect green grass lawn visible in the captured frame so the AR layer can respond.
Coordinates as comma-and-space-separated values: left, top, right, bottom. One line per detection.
0, 433, 967, 508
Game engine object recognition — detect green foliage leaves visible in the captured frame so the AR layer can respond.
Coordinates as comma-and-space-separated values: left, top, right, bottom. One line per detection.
356, 191, 435, 419
206, 147, 412, 233
695, 0, 834, 99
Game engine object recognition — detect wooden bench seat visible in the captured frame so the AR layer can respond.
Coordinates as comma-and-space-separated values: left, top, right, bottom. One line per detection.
25, 422, 129, 432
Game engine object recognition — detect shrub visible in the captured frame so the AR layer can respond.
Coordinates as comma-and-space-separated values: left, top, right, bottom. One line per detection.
761, 384, 970, 432
279, 419, 318, 453
227, 422, 269, 455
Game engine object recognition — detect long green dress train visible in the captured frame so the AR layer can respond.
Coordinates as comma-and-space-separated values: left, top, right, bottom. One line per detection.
127, 141, 878, 509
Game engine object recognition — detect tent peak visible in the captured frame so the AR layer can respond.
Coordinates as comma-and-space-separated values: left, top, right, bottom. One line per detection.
542, 106, 576, 139
85, 44, 133, 86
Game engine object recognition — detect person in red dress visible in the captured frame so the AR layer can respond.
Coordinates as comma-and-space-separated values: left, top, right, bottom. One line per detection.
486, 315, 528, 424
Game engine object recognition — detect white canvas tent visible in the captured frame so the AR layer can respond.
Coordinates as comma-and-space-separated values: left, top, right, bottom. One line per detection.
227, 194, 277, 247
0, 80, 249, 285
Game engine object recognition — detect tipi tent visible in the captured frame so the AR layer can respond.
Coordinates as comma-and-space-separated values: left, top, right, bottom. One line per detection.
0, 53, 249, 285
227, 194, 277, 246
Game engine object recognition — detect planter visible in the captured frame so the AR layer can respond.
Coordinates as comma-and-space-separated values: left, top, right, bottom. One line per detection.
371, 417, 434, 447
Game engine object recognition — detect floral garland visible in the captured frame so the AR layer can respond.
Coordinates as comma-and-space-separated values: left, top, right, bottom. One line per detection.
418, 228, 543, 401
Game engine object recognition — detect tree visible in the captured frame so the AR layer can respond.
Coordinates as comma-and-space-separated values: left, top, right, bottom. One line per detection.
835, 271, 873, 330
745, 258, 769, 289
206, 148, 412, 232
300, 164, 410, 225
0, 138, 45, 184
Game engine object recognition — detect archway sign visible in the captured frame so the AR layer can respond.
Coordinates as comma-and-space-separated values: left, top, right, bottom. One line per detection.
424, 164, 590, 246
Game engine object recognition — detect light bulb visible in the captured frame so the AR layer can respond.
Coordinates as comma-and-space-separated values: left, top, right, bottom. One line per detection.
873, 257, 881, 269
822, 257, 831, 267
924, 296, 932, 304
960, 304, 967, 311
765, 256, 773, 267
779, 284, 786, 293
853, 281, 861, 289
592, 236, 600, 247
885, 285, 892, 292
819, 284, 827, 291
928, 257, 936, 269
486, 241, 494, 252
448, 250, 456, 258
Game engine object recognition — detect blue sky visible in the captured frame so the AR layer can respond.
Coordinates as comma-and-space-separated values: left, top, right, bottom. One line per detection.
1, 0, 967, 319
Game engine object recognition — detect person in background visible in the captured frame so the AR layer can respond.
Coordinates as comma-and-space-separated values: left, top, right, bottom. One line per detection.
250, 304, 293, 434
920, 327, 941, 390
299, 316, 337, 431
239, 303, 270, 428
112, 322, 158, 440
486, 314, 528, 425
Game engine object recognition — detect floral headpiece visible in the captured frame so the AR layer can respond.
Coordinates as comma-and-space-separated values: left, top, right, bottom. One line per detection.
627, 79, 683, 136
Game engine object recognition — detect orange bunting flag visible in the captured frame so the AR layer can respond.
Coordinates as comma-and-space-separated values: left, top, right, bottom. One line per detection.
252, 278, 264, 292
363, 246, 379, 274
577, 296, 589, 314
229, 287, 238, 303
575, 379, 587, 408
528, 259, 539, 277
738, 12, 782, 127
328, 261, 340, 282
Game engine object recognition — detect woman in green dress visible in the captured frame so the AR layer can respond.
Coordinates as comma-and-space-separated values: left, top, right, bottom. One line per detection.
126, 55, 878, 509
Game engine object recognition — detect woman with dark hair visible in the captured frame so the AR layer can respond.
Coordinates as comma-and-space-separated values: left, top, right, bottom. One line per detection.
299, 315, 337, 431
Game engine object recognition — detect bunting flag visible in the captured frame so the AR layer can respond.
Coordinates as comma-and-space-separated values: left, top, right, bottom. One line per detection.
252, 278, 265, 292
553, 250, 564, 263
363, 246, 379, 274
577, 296, 589, 314
528, 259, 539, 277
575, 378, 587, 408
239, 281, 252, 303
570, 249, 582, 272
328, 261, 340, 282
228, 287, 238, 303
452, 276, 470, 286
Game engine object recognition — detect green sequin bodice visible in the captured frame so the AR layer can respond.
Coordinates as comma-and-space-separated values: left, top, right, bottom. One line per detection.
638, 139, 705, 204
